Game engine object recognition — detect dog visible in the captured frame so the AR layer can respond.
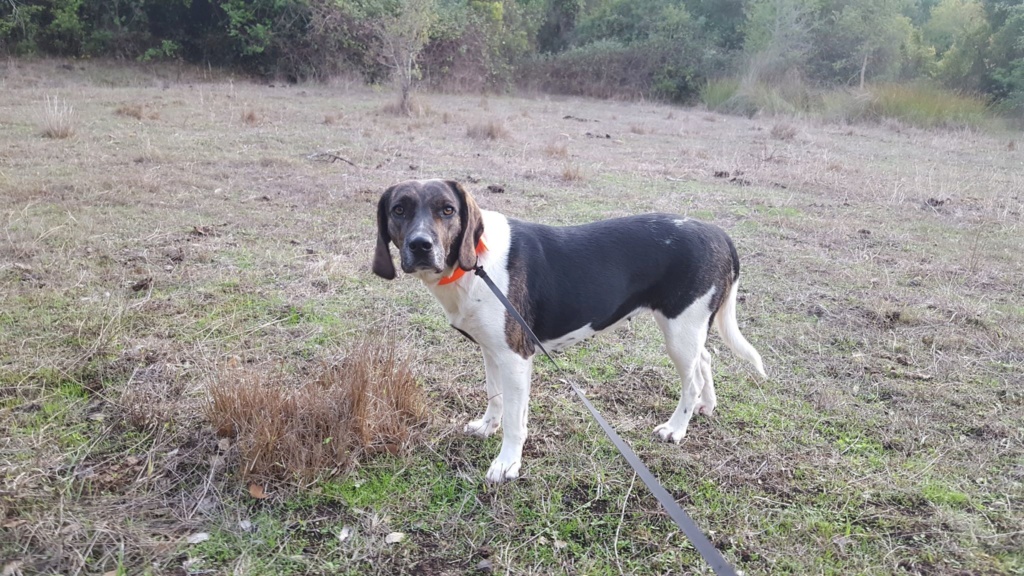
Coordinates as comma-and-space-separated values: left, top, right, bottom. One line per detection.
372, 179, 766, 483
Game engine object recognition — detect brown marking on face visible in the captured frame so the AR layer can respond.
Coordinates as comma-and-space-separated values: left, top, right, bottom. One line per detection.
503, 255, 535, 358
371, 180, 483, 278
446, 180, 484, 272
372, 184, 398, 279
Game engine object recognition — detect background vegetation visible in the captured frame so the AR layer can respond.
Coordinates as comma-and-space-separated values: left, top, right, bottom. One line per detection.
2, 0, 1023, 115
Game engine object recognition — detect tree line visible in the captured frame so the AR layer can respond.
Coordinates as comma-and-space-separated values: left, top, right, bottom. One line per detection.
2, 0, 1022, 110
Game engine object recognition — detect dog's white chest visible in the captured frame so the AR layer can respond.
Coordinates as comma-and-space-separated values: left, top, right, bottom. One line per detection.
425, 210, 513, 349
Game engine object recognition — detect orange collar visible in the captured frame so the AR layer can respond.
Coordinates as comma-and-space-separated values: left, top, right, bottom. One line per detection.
437, 238, 487, 285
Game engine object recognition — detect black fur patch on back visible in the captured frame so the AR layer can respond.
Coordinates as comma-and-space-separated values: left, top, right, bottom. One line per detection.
506, 214, 738, 343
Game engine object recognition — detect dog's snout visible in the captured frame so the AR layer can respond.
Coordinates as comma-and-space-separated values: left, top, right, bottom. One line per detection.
408, 235, 434, 254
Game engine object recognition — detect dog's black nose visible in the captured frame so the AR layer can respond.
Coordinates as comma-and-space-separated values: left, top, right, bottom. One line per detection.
408, 236, 433, 254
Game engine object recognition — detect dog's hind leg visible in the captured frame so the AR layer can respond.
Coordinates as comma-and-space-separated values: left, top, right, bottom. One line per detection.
464, 349, 504, 437
694, 347, 717, 416
652, 289, 715, 443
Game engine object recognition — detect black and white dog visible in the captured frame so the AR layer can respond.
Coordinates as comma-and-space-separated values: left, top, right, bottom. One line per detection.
373, 179, 765, 482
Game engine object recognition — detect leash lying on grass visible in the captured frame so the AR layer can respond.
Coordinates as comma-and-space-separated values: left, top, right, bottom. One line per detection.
473, 265, 740, 576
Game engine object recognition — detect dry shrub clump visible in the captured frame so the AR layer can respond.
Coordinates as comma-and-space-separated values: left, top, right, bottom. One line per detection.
207, 340, 427, 482
561, 162, 583, 181
544, 140, 569, 158
116, 102, 160, 121
467, 119, 509, 140
241, 108, 261, 125
40, 95, 76, 138
770, 122, 798, 140
382, 94, 427, 117
116, 103, 145, 120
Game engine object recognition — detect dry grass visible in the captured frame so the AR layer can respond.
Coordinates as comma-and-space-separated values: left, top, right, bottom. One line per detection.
543, 139, 569, 158
40, 95, 75, 138
1, 60, 1021, 576
240, 107, 261, 125
115, 103, 145, 120
770, 121, 797, 140
466, 119, 509, 140
561, 162, 583, 181
382, 94, 427, 117
208, 339, 426, 483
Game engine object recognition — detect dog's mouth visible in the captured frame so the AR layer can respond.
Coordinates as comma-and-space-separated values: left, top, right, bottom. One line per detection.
402, 262, 443, 274
400, 251, 445, 275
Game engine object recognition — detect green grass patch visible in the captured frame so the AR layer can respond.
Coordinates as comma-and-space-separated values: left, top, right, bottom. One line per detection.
866, 83, 992, 129
703, 75, 996, 129
320, 466, 414, 510
700, 78, 740, 110
920, 481, 970, 508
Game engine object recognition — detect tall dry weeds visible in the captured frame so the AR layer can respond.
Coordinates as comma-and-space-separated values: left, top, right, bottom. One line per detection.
466, 119, 509, 140
40, 95, 76, 138
207, 340, 426, 483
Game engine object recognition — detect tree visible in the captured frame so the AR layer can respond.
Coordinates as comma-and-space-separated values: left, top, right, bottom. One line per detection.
923, 0, 987, 54
820, 0, 916, 87
536, 0, 582, 53
373, 0, 438, 115
743, 0, 820, 81
924, 0, 990, 91
984, 1, 1024, 106
685, 0, 747, 49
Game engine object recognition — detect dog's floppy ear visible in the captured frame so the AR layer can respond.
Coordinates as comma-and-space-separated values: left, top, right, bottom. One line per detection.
372, 186, 397, 279
448, 180, 484, 272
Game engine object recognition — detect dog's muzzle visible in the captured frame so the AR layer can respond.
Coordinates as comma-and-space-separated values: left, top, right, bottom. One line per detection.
401, 234, 444, 273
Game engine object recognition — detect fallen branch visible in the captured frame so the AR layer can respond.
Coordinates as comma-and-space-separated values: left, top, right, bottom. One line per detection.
307, 151, 358, 168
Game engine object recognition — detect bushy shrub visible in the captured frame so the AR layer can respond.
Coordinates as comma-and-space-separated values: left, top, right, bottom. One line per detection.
208, 340, 427, 483
519, 39, 708, 102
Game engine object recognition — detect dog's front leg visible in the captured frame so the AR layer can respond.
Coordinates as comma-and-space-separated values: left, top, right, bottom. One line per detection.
485, 352, 533, 483
464, 349, 504, 437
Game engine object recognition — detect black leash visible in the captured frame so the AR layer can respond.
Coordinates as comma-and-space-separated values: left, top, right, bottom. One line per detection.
472, 265, 739, 576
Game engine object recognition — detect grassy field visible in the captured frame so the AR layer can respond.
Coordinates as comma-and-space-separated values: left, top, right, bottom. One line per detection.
1, 60, 1022, 575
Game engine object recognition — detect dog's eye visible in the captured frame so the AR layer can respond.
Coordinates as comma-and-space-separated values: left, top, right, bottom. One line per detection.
392, 206, 405, 216
442, 206, 455, 216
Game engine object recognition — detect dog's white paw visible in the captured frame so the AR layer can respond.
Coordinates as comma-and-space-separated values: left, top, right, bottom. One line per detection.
653, 422, 687, 443
485, 457, 521, 483
694, 399, 716, 416
463, 417, 500, 438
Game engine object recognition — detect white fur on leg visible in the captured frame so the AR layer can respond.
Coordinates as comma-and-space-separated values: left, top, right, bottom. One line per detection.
464, 350, 503, 437
693, 348, 717, 416
485, 352, 533, 483
652, 288, 715, 443
653, 369, 701, 443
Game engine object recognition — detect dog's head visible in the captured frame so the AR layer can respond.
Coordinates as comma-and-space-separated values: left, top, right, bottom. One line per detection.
372, 179, 484, 281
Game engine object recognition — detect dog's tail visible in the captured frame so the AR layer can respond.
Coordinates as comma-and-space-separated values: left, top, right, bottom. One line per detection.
714, 279, 766, 377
